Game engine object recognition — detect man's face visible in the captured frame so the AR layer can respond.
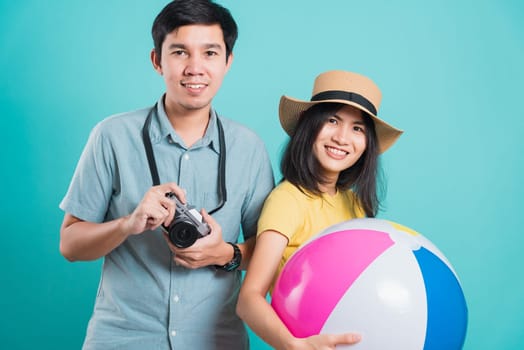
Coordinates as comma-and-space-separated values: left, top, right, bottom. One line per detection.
152, 24, 232, 115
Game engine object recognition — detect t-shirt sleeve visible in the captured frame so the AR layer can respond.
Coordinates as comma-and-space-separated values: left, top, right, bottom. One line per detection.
256, 185, 303, 241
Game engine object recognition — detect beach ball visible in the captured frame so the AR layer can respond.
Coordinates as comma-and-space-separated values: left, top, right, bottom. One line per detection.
271, 218, 468, 349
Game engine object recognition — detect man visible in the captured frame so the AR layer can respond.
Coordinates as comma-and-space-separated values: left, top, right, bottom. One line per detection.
59, 1, 274, 349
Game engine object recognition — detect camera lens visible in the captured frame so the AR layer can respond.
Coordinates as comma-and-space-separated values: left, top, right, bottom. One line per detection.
168, 222, 200, 248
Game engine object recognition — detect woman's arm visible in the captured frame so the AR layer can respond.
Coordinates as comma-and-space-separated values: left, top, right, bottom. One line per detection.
237, 230, 298, 349
237, 230, 361, 350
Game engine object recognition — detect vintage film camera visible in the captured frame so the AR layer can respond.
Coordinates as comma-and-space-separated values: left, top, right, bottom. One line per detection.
162, 192, 211, 248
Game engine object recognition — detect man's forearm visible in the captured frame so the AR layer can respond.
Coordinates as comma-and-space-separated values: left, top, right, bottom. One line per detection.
59, 214, 130, 262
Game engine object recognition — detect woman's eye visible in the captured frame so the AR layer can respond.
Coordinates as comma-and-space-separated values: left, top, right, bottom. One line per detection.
353, 126, 365, 132
327, 118, 338, 124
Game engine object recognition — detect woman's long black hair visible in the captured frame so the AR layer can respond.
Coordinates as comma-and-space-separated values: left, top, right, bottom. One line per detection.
280, 103, 384, 217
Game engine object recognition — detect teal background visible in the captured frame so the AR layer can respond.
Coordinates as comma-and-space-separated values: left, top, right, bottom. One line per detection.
1, 0, 523, 349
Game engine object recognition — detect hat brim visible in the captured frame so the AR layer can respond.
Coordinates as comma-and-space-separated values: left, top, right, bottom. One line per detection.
279, 95, 403, 154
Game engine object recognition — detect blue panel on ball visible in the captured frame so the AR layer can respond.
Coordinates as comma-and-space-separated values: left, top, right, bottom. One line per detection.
413, 247, 468, 350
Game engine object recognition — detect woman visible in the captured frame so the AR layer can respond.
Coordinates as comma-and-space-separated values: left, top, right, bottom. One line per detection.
237, 70, 403, 349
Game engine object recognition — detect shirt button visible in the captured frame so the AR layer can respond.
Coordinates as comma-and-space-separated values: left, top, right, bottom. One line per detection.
183, 154, 190, 160
173, 295, 180, 303
171, 330, 177, 337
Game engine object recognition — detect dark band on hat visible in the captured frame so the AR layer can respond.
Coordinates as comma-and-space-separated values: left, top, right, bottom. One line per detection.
311, 90, 377, 115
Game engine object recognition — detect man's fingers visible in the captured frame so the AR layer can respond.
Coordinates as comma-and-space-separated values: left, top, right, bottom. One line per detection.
159, 196, 176, 226
161, 182, 186, 204
200, 209, 214, 225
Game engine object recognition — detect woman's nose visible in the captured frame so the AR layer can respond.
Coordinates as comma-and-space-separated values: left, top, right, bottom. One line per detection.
332, 127, 350, 145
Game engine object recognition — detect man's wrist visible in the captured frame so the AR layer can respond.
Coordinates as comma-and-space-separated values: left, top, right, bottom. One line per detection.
215, 242, 242, 272
117, 215, 134, 238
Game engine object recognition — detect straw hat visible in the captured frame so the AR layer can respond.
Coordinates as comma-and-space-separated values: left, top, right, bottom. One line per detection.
279, 70, 403, 153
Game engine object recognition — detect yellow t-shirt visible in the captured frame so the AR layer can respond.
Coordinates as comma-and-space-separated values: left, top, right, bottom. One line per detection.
257, 180, 365, 286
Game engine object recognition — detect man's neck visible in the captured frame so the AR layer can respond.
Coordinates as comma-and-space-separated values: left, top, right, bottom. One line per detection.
164, 102, 211, 148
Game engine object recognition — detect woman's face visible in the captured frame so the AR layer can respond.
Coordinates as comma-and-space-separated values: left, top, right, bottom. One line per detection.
313, 105, 368, 181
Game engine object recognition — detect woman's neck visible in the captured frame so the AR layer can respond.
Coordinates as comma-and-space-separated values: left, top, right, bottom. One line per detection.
319, 182, 337, 196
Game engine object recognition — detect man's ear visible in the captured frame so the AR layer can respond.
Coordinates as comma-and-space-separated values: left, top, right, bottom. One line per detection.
151, 49, 162, 75
225, 52, 234, 73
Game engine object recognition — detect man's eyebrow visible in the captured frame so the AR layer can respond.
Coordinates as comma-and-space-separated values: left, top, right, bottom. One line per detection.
166, 43, 224, 50
202, 43, 225, 51
167, 43, 186, 50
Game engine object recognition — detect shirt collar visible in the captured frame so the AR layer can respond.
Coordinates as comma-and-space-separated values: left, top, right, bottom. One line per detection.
150, 95, 221, 154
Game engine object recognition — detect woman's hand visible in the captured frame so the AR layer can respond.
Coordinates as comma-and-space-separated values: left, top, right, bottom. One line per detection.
294, 333, 361, 349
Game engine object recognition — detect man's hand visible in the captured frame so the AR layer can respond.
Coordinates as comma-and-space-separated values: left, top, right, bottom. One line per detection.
164, 209, 231, 269
122, 182, 186, 236
60, 182, 186, 262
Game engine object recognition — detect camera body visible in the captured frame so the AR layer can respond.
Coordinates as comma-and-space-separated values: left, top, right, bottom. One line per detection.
162, 192, 211, 248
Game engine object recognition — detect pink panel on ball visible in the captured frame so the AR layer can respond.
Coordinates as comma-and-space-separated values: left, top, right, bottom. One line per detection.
272, 229, 394, 337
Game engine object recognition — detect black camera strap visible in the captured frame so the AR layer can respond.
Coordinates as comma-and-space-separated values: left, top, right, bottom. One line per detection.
142, 103, 227, 215
142, 106, 161, 186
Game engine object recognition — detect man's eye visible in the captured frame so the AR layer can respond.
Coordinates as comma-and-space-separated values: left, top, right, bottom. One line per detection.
205, 51, 218, 56
172, 50, 186, 56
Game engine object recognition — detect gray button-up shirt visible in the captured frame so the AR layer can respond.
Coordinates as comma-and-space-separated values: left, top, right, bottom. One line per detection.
60, 96, 274, 349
